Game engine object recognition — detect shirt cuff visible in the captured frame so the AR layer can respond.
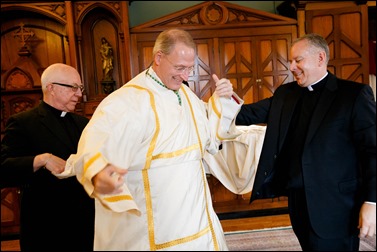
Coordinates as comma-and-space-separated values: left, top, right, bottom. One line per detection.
365, 201, 376, 205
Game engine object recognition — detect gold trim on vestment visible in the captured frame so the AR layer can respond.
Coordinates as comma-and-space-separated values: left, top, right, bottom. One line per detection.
82, 84, 221, 250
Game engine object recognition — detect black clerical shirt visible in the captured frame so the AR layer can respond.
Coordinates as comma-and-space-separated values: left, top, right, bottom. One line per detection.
42, 101, 81, 150
275, 76, 327, 189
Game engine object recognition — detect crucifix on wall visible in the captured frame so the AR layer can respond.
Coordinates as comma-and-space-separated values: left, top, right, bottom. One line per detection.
13, 22, 35, 53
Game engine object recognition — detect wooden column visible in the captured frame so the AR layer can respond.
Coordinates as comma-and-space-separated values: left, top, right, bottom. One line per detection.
120, 1, 131, 82
65, 1, 78, 68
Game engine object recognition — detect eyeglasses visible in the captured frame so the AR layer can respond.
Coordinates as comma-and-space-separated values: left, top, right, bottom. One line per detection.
163, 54, 194, 74
51, 82, 85, 93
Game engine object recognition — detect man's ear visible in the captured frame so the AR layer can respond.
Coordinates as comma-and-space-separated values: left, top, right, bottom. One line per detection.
318, 51, 327, 67
155, 51, 163, 65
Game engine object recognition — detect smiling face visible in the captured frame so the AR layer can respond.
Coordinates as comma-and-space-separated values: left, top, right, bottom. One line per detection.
154, 42, 195, 91
289, 39, 328, 87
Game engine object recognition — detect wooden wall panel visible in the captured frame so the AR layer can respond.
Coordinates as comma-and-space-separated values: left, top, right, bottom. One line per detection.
1, 18, 67, 86
218, 34, 294, 104
190, 39, 215, 101
304, 2, 369, 84
1, 188, 20, 236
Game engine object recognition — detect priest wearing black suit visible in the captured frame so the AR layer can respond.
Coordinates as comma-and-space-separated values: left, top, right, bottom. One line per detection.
1, 63, 94, 251
236, 33, 376, 251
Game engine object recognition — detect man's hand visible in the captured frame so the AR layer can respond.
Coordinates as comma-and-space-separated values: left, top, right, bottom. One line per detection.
35, 153, 66, 174
212, 74, 234, 99
92, 164, 128, 194
358, 203, 376, 238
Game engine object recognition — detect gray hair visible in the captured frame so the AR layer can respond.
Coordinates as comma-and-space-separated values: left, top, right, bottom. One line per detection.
152, 28, 196, 57
293, 33, 330, 64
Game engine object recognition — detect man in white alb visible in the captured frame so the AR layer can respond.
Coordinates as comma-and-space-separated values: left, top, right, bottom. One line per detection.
57, 28, 264, 251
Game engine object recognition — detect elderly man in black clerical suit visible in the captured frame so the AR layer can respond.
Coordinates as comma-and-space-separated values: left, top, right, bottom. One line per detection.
1, 63, 94, 251
236, 33, 376, 251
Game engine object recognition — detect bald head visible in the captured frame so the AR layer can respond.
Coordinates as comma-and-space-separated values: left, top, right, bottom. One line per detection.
41, 63, 81, 91
41, 63, 83, 112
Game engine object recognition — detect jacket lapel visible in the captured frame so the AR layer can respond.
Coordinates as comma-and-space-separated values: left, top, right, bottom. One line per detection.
278, 86, 302, 150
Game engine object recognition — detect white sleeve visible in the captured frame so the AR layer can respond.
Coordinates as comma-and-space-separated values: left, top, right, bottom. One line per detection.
203, 125, 266, 194
206, 93, 244, 155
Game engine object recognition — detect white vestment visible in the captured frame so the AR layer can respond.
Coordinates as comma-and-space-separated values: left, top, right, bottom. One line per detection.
62, 68, 248, 251
203, 125, 266, 195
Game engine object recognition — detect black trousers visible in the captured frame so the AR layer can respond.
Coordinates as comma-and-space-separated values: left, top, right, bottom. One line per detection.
288, 189, 360, 251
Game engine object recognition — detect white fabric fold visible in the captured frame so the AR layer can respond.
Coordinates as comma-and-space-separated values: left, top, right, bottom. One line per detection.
203, 125, 266, 195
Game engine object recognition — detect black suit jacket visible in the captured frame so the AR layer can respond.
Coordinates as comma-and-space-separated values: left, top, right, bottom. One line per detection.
1, 101, 95, 251
236, 72, 376, 239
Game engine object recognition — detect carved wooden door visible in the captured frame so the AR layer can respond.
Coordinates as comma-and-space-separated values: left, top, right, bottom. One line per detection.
219, 34, 294, 104
305, 3, 369, 84
133, 34, 294, 103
